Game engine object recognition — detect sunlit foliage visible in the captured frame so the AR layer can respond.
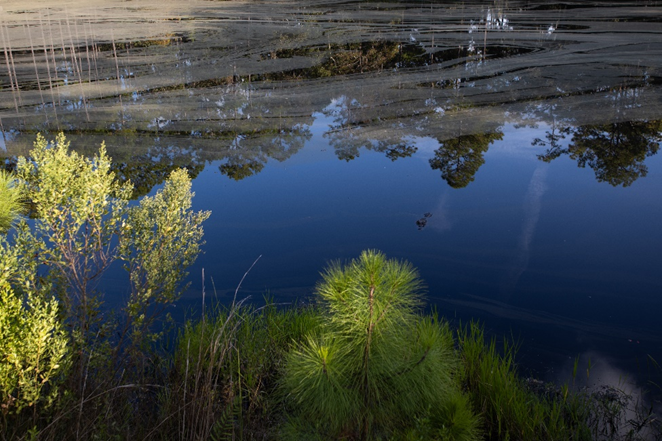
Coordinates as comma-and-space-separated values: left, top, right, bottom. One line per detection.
0, 134, 209, 438
282, 250, 481, 440
0, 170, 23, 233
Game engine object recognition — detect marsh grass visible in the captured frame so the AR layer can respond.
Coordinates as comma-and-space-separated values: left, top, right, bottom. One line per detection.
159, 298, 323, 441
457, 322, 593, 441
457, 322, 662, 441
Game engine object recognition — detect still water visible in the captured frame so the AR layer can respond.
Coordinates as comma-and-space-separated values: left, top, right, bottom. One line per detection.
1, 0, 662, 398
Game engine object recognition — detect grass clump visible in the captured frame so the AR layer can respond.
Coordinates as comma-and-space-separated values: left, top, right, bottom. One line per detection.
458, 322, 593, 441
163, 300, 324, 440
0, 170, 24, 233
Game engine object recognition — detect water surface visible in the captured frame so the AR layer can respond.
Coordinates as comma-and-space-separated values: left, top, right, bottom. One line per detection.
2, 0, 662, 399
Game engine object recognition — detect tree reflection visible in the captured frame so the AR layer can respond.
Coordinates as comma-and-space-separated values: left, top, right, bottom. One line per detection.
327, 132, 418, 163
218, 124, 312, 181
531, 118, 572, 151
219, 156, 265, 181
323, 96, 370, 161
256, 41, 428, 81
113, 157, 204, 199
430, 130, 504, 188
323, 96, 418, 162
377, 142, 418, 161
538, 120, 662, 187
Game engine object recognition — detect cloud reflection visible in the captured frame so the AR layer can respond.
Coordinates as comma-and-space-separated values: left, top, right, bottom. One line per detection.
501, 165, 548, 299
554, 351, 660, 439
429, 192, 452, 232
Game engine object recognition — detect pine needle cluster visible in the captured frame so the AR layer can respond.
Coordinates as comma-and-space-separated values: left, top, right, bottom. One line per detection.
0, 170, 24, 233
282, 250, 480, 440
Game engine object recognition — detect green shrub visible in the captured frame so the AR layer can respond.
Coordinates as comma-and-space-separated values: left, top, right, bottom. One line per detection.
0, 281, 69, 417
1, 133, 209, 439
0, 236, 69, 438
15, 132, 133, 350
120, 167, 209, 348
402, 389, 482, 441
12, 133, 209, 352
281, 250, 480, 440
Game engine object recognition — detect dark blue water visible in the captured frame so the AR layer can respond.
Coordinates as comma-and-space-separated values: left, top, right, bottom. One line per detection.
176, 115, 662, 392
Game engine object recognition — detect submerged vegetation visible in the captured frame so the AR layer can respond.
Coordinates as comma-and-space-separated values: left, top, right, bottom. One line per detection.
0, 135, 660, 440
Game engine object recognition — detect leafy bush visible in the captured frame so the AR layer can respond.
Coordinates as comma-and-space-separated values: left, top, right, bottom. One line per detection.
0, 230, 69, 439
0, 133, 209, 439
16, 133, 132, 351
120, 167, 209, 348
0, 275, 69, 417
11, 133, 209, 352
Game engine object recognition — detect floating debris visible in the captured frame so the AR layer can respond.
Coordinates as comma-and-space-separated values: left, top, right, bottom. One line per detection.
416, 212, 432, 230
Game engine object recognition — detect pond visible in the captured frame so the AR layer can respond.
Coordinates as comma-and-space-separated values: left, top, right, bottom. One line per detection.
2, 0, 662, 401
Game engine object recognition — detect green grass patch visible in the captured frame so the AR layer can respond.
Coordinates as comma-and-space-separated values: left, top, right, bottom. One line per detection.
0, 170, 24, 233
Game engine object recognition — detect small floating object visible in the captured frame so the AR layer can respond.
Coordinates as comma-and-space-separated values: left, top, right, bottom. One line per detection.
416, 212, 433, 230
